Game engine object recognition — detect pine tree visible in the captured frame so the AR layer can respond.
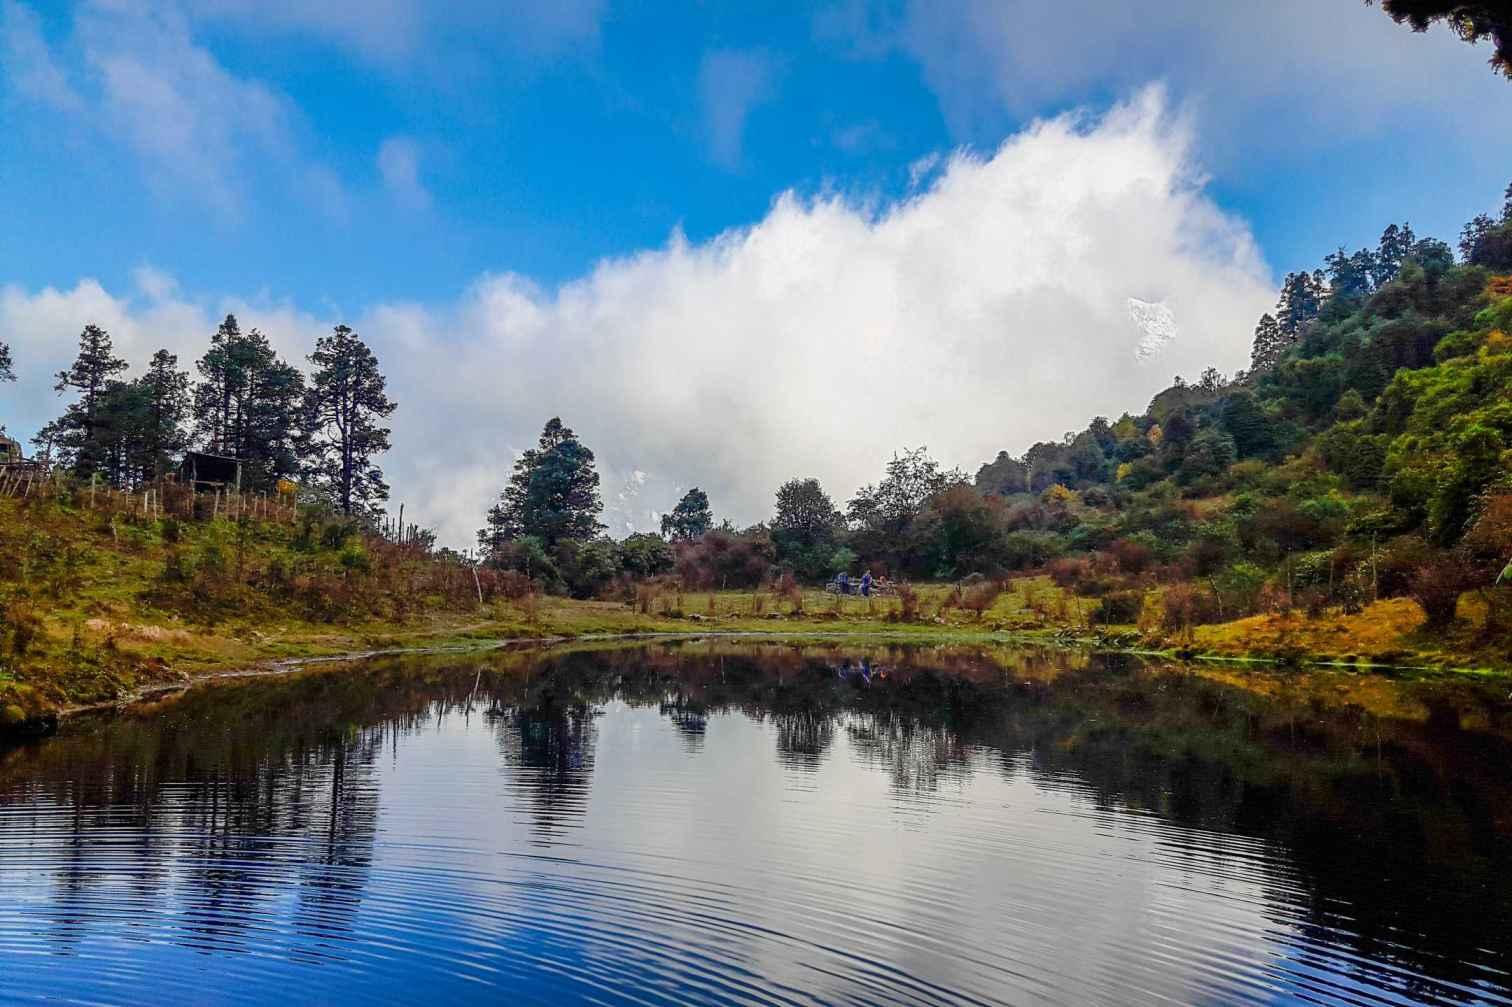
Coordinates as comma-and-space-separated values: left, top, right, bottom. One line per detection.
0, 339, 13, 383
1373, 222, 1418, 286
1365, 2, 1511, 78
134, 350, 191, 483
661, 488, 713, 540
1324, 246, 1376, 301
194, 314, 242, 454
304, 325, 396, 517
193, 317, 305, 488
1248, 313, 1288, 374
1275, 271, 1324, 337
46, 325, 129, 477
482, 418, 603, 552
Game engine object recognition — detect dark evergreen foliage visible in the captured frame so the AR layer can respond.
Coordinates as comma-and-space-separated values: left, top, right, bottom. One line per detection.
1366, 1, 1512, 77
304, 325, 397, 517
192, 315, 306, 489
481, 418, 604, 555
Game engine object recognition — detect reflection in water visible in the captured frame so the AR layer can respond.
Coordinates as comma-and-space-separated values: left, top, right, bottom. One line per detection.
0, 641, 1511, 1005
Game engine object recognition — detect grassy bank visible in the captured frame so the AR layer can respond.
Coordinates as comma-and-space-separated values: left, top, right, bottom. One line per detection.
1, 492, 1507, 735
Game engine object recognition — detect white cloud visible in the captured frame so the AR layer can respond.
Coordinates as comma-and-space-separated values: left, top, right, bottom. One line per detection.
83, 2, 295, 216
0, 1, 83, 111
181, 0, 604, 66
132, 265, 179, 302
377, 137, 432, 212
698, 49, 780, 170
0, 88, 1272, 548
1, 1, 343, 219
818, 0, 1512, 160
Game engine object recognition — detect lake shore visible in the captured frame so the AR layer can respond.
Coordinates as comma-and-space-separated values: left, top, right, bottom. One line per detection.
7, 585, 1508, 744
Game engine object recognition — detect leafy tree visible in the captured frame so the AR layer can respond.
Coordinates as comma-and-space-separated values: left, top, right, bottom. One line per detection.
772, 477, 844, 578
913, 485, 1009, 577
849, 447, 962, 534
558, 537, 624, 598
975, 450, 1029, 496
304, 325, 397, 517
483, 418, 604, 554
621, 532, 674, 577
774, 477, 841, 549
1221, 390, 1275, 458
1365, 2, 1511, 77
0, 339, 13, 383
1178, 428, 1237, 484
43, 324, 129, 477
661, 487, 713, 540
194, 314, 244, 455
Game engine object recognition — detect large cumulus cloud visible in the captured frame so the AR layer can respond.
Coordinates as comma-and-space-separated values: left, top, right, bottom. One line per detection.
0, 88, 1273, 547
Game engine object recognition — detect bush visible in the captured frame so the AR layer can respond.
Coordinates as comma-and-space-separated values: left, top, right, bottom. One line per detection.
774, 571, 803, 613
1376, 536, 1435, 598
894, 581, 921, 622
1095, 589, 1145, 625
2, 601, 41, 657
1213, 562, 1268, 616
1411, 555, 1478, 629
960, 580, 1005, 620
999, 531, 1065, 570
1047, 557, 1091, 589
1161, 584, 1224, 633
339, 544, 370, 573
1108, 537, 1154, 574
675, 528, 775, 589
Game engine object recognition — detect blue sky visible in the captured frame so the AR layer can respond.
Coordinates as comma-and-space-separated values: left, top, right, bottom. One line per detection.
2, 1, 1510, 543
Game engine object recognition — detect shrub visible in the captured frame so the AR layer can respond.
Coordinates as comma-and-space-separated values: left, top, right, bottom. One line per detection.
675, 528, 775, 589
960, 580, 1005, 620
1047, 557, 1091, 589
1411, 555, 1479, 629
892, 581, 921, 622
1213, 562, 1267, 616
339, 544, 371, 574
2, 601, 41, 657
1376, 536, 1435, 598
774, 571, 803, 613
1108, 537, 1154, 574
321, 520, 359, 551
1161, 584, 1224, 633
1095, 589, 1145, 625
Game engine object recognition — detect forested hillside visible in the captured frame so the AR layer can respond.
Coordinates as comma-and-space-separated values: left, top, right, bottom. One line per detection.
949, 190, 1512, 629
459, 184, 1512, 650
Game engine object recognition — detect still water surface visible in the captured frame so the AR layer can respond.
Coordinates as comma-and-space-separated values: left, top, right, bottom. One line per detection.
2, 641, 1512, 1005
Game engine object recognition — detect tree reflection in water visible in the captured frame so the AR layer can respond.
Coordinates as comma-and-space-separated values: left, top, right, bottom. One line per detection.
0, 639, 1509, 1003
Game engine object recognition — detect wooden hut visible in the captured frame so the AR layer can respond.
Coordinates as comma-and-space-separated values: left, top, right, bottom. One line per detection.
176, 451, 242, 492
0, 436, 21, 468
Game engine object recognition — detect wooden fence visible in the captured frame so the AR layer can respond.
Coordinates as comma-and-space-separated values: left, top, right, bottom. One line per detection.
0, 466, 299, 524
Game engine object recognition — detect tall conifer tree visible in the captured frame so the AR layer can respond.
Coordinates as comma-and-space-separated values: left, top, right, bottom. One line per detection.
304, 325, 396, 517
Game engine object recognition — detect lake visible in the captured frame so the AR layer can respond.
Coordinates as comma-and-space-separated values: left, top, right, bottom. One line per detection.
2, 640, 1511, 1006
